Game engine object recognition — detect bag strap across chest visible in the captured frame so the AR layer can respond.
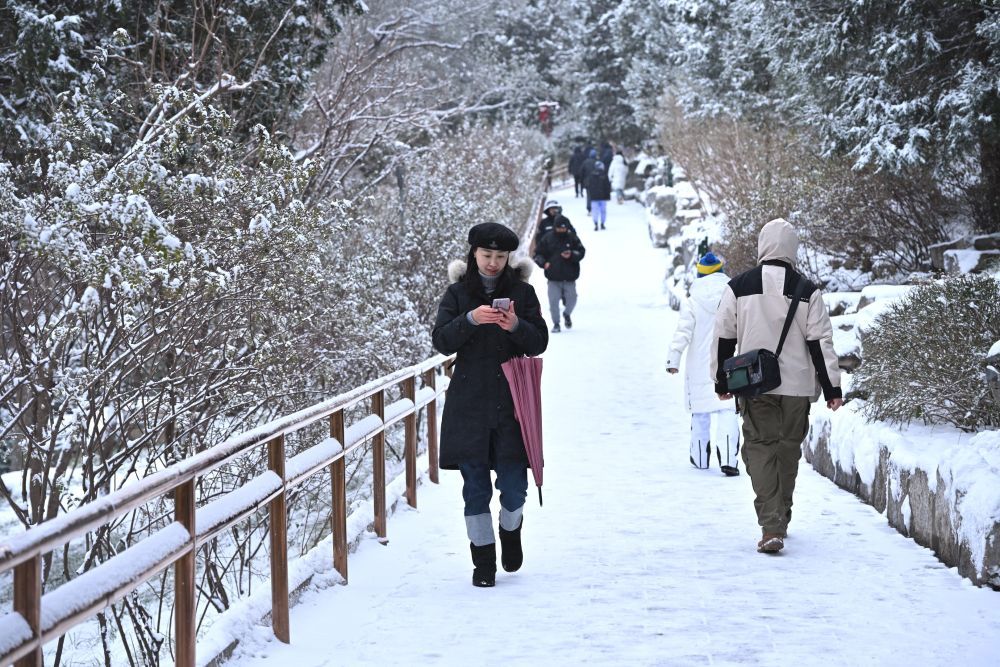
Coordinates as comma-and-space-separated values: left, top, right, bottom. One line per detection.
774, 278, 809, 358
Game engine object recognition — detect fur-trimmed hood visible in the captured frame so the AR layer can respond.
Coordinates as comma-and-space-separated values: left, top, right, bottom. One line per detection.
447, 256, 534, 284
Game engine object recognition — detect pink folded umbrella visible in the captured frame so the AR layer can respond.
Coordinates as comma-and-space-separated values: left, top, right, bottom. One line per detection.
501, 356, 544, 505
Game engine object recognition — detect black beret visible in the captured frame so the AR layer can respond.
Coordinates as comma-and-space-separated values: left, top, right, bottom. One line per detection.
467, 222, 519, 251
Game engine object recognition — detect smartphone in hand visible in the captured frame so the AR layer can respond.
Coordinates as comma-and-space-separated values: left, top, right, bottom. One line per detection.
491, 297, 511, 311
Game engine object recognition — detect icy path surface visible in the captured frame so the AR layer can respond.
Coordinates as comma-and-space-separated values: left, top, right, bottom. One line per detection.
227, 187, 1000, 666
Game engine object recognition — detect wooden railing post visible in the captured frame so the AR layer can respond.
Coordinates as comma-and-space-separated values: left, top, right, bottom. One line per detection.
174, 480, 197, 667
329, 410, 348, 581
267, 435, 290, 644
372, 389, 387, 539
402, 375, 418, 508
13, 554, 41, 667
423, 369, 439, 484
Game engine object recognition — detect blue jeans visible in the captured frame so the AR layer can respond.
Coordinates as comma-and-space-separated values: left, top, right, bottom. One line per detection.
591, 200, 607, 226
459, 460, 528, 516
459, 458, 528, 545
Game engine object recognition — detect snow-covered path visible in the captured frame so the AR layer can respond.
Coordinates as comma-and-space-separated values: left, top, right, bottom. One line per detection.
226, 186, 1000, 666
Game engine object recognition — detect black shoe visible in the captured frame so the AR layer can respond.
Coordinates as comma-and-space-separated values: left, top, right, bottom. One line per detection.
594, 223, 598, 231
563, 313, 572, 329
551, 323, 561, 333
499, 518, 523, 572
470, 542, 496, 587
721, 465, 740, 477
600, 223, 605, 230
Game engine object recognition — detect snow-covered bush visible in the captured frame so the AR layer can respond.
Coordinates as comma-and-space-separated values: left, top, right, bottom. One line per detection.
364, 123, 544, 327
0, 87, 428, 664
853, 275, 1000, 431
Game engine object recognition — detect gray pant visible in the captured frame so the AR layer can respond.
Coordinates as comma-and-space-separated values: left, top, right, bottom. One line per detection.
547, 280, 577, 324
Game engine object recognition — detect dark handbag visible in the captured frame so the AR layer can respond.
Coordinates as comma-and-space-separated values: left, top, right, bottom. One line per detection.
722, 281, 807, 397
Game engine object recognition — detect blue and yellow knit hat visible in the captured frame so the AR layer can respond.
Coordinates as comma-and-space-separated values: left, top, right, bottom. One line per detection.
696, 251, 724, 276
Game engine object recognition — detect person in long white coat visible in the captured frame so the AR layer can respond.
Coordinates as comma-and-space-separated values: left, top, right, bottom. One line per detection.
666, 252, 741, 475
607, 152, 628, 204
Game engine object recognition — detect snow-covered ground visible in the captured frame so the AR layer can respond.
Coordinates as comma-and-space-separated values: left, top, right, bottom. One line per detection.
220, 187, 1000, 667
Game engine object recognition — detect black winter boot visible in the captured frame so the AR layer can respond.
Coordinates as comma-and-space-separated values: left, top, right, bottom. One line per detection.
499, 518, 524, 572
470, 542, 496, 587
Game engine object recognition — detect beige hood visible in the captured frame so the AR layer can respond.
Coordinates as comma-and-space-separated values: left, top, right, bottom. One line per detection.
757, 218, 798, 265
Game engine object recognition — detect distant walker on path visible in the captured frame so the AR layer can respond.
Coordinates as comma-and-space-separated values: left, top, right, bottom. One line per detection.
586, 161, 611, 231
533, 216, 586, 333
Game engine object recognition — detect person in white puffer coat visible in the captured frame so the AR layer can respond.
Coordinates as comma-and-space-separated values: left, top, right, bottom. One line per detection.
666, 252, 741, 476
607, 152, 628, 204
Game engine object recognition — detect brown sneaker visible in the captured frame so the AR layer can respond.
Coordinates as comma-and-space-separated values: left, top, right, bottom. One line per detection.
757, 533, 784, 553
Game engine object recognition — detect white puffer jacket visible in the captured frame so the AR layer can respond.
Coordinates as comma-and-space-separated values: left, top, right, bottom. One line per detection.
666, 272, 735, 413
608, 155, 628, 191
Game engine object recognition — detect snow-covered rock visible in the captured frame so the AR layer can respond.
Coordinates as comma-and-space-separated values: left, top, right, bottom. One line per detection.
830, 313, 862, 371
823, 291, 863, 316
806, 403, 1000, 589
988, 341, 1000, 406
929, 233, 1000, 272
944, 249, 1000, 274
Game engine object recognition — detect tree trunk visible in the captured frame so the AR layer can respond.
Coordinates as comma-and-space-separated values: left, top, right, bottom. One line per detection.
975, 95, 1000, 234
977, 145, 1000, 234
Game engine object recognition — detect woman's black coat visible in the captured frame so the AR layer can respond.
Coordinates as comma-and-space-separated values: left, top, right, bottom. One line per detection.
432, 258, 548, 469
568, 147, 585, 178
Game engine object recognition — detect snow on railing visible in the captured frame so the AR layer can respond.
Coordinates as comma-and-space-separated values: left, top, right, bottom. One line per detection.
0, 353, 455, 667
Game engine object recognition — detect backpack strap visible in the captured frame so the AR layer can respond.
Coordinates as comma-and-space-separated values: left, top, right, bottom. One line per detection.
774, 277, 809, 358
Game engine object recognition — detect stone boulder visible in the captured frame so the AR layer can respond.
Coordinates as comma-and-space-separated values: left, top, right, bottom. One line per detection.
928, 237, 971, 271
650, 190, 677, 220
973, 233, 1000, 251
987, 342, 1000, 406
943, 249, 1000, 274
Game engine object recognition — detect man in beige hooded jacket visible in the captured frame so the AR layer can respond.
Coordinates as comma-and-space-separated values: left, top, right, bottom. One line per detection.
711, 218, 843, 553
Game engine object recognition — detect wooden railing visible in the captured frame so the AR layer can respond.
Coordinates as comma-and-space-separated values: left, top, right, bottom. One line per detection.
0, 354, 454, 667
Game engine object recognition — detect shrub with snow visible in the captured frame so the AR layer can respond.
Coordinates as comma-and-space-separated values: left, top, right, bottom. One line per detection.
853, 275, 1000, 431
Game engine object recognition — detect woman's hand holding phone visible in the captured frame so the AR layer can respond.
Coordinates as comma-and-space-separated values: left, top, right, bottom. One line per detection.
471, 299, 517, 329
496, 300, 518, 331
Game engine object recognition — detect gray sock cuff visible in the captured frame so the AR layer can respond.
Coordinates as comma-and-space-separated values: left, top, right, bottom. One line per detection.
465, 513, 494, 546
499, 505, 523, 532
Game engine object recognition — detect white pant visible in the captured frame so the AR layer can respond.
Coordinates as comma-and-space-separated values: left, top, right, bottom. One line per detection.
690, 410, 740, 470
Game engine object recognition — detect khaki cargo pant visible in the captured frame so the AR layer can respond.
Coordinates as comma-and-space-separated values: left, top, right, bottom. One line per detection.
740, 394, 811, 536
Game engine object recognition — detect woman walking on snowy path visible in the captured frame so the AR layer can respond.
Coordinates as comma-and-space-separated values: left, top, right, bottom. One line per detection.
585, 161, 612, 230
432, 222, 549, 587
608, 152, 628, 204
666, 252, 741, 475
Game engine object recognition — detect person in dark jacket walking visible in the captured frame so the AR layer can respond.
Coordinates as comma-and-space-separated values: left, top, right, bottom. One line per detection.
586, 161, 612, 230
432, 222, 549, 587
533, 216, 586, 332
579, 148, 598, 212
568, 146, 586, 197
599, 141, 614, 168
537, 200, 576, 239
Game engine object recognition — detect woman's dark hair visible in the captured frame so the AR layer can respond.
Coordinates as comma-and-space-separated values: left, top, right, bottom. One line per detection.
461, 247, 514, 297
